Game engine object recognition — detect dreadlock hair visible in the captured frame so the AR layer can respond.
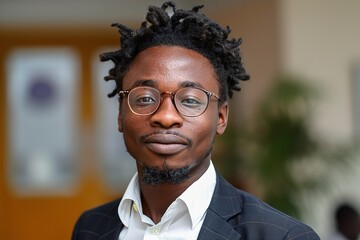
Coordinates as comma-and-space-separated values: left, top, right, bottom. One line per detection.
100, 1, 250, 103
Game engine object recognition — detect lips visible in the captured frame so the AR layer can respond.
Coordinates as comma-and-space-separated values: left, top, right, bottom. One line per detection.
142, 133, 189, 155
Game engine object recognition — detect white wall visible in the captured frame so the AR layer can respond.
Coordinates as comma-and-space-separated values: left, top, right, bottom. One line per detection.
280, 0, 360, 237
280, 0, 360, 141
0, 0, 240, 27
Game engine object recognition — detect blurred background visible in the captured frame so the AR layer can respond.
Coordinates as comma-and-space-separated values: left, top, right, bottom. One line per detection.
1, 0, 360, 239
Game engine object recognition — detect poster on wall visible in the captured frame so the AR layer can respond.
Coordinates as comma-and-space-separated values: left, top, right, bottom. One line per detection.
93, 49, 136, 194
7, 48, 80, 196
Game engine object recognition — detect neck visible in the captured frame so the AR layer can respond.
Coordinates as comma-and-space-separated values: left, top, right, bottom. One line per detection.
139, 182, 189, 224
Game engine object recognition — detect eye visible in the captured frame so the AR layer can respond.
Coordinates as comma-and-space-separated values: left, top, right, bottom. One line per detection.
134, 94, 157, 106
180, 96, 204, 108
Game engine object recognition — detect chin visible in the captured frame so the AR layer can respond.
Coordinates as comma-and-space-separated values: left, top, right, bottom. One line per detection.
141, 163, 191, 185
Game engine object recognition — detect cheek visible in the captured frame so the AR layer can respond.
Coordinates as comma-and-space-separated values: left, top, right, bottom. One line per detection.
123, 116, 145, 135
188, 112, 219, 142
120, 102, 146, 134
121, 118, 146, 156
121, 112, 138, 134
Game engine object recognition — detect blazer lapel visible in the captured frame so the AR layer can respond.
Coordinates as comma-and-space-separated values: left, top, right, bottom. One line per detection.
198, 173, 243, 240
98, 217, 124, 240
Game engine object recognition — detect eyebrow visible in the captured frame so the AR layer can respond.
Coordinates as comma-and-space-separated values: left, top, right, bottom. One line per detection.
129, 79, 205, 89
130, 79, 158, 88
178, 81, 204, 89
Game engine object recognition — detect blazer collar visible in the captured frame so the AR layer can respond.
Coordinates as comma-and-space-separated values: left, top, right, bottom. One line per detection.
197, 173, 243, 240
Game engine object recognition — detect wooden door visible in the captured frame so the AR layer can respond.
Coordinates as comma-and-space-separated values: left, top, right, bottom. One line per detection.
0, 27, 121, 240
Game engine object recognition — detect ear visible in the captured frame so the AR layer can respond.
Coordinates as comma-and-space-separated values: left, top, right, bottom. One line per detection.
118, 100, 123, 133
216, 102, 229, 135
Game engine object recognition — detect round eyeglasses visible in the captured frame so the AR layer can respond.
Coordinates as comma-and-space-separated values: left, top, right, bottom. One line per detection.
119, 86, 220, 117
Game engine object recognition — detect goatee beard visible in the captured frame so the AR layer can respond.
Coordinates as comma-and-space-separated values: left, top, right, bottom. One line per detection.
139, 146, 213, 185
141, 165, 190, 185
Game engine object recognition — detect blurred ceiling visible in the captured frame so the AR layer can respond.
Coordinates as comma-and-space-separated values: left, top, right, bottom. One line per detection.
0, 0, 243, 27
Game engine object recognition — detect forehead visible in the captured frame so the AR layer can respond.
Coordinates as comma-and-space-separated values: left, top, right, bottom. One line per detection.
122, 46, 219, 91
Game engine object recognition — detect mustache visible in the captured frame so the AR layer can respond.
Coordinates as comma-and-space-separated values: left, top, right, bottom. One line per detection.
140, 130, 193, 145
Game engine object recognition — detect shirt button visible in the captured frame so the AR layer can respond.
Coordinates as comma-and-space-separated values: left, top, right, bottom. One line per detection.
132, 203, 139, 212
152, 227, 160, 234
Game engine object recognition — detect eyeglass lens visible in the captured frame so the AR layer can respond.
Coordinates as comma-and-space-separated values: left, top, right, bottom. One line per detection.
127, 87, 209, 116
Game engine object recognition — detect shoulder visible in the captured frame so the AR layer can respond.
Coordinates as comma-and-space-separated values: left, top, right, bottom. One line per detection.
72, 199, 122, 240
83, 199, 121, 217
213, 174, 320, 239
239, 191, 319, 239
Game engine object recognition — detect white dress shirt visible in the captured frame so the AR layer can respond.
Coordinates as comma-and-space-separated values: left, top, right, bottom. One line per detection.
118, 161, 217, 240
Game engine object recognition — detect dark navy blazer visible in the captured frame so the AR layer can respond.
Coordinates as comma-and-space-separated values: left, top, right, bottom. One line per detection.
72, 173, 320, 240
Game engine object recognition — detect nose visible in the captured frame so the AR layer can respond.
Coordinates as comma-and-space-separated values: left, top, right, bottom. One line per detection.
149, 96, 183, 129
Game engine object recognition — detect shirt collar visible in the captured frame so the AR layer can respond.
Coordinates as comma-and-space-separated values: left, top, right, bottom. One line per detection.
118, 161, 217, 229
118, 172, 142, 227
177, 161, 216, 229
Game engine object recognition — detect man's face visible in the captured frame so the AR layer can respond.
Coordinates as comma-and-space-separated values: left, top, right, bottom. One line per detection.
118, 46, 228, 183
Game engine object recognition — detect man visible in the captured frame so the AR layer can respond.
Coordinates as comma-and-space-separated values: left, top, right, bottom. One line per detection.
326, 203, 360, 240
72, 2, 320, 239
